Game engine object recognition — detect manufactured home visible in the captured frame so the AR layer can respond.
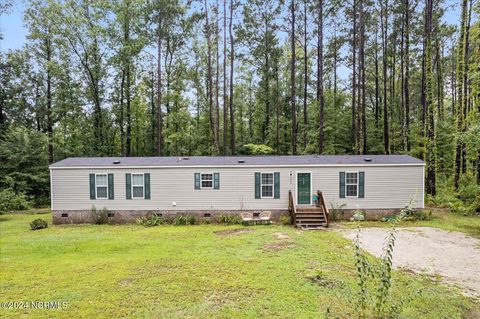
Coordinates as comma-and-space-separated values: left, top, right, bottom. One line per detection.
49, 155, 425, 226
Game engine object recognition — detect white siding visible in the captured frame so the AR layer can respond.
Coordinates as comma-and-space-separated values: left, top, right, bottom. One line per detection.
50, 165, 424, 211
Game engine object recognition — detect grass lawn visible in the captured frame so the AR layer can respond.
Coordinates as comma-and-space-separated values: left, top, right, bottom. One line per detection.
1, 212, 479, 319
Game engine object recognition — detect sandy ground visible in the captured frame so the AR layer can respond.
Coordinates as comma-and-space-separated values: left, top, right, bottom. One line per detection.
342, 227, 480, 297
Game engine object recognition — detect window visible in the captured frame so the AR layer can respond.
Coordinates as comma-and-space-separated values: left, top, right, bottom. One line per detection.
346, 172, 358, 197
201, 173, 213, 189
132, 173, 144, 198
95, 174, 108, 199
261, 173, 274, 198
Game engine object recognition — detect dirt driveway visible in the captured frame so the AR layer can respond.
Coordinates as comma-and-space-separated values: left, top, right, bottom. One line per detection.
342, 227, 480, 297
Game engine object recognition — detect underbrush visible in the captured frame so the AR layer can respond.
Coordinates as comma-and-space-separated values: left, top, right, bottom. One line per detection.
427, 174, 480, 215
136, 213, 246, 227
0, 189, 31, 213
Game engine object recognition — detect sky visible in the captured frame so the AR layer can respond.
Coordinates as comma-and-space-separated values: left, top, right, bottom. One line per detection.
0, 0, 463, 54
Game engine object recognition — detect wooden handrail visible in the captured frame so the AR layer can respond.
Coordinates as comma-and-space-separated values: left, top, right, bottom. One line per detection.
288, 190, 296, 226
317, 190, 329, 227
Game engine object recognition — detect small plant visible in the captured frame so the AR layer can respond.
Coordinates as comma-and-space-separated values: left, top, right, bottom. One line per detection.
91, 206, 109, 225
136, 214, 167, 227
30, 218, 48, 230
351, 209, 365, 221
306, 269, 344, 289
279, 215, 292, 225
217, 214, 241, 225
414, 209, 433, 221
329, 202, 347, 221
186, 215, 197, 225
173, 215, 188, 226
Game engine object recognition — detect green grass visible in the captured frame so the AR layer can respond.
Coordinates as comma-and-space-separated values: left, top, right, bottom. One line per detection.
338, 208, 480, 238
0, 212, 478, 318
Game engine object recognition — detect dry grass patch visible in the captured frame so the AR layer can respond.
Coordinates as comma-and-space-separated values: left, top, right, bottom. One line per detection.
213, 228, 254, 236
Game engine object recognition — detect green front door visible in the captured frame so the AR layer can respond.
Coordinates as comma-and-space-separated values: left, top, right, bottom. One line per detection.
297, 173, 311, 205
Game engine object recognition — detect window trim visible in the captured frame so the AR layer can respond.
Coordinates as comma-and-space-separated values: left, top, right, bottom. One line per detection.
345, 171, 359, 198
200, 172, 214, 189
260, 172, 275, 199
95, 173, 108, 199
131, 173, 145, 199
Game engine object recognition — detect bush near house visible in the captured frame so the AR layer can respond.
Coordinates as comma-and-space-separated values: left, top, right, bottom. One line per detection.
29, 218, 48, 230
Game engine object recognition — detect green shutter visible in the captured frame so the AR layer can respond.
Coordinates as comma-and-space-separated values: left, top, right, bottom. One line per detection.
274, 172, 280, 199
126, 173, 132, 199
255, 172, 261, 199
194, 173, 200, 189
108, 173, 114, 200
358, 172, 365, 198
89, 174, 96, 199
144, 173, 151, 199
213, 173, 220, 189
339, 172, 346, 198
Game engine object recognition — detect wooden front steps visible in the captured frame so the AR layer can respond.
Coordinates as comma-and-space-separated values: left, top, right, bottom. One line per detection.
295, 207, 328, 229
288, 190, 330, 230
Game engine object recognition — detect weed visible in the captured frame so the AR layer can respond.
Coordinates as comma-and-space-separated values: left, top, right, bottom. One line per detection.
217, 214, 241, 225
279, 215, 292, 225
91, 206, 109, 225
136, 214, 167, 227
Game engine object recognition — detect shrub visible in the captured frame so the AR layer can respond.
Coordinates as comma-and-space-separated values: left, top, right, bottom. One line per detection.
0, 189, 31, 213
91, 206, 109, 225
279, 215, 292, 225
414, 209, 433, 221
173, 215, 187, 226
430, 174, 480, 215
186, 215, 197, 225
217, 214, 241, 225
329, 202, 347, 221
351, 210, 365, 221
30, 218, 48, 230
136, 214, 167, 227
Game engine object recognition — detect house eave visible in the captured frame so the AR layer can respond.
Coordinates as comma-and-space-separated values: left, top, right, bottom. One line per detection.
49, 163, 426, 170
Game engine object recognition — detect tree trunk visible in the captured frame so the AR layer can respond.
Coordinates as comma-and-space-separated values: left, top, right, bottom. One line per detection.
381, 0, 389, 154
303, 0, 308, 150
124, 17, 132, 157
228, 0, 235, 155
435, 37, 444, 121
461, 0, 472, 175
223, 0, 228, 155
425, 0, 436, 196
359, 0, 366, 154
45, 37, 53, 164
291, 0, 297, 155
120, 70, 126, 156
420, 1, 427, 137
333, 26, 337, 112
156, 24, 164, 156
351, 0, 357, 153
204, 0, 219, 154
404, 0, 410, 151
150, 71, 155, 155
454, 0, 468, 190
374, 24, 380, 130
215, 0, 221, 155
317, 0, 324, 154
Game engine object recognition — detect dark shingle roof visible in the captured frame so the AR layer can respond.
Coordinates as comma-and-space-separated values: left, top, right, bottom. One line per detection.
50, 155, 424, 168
